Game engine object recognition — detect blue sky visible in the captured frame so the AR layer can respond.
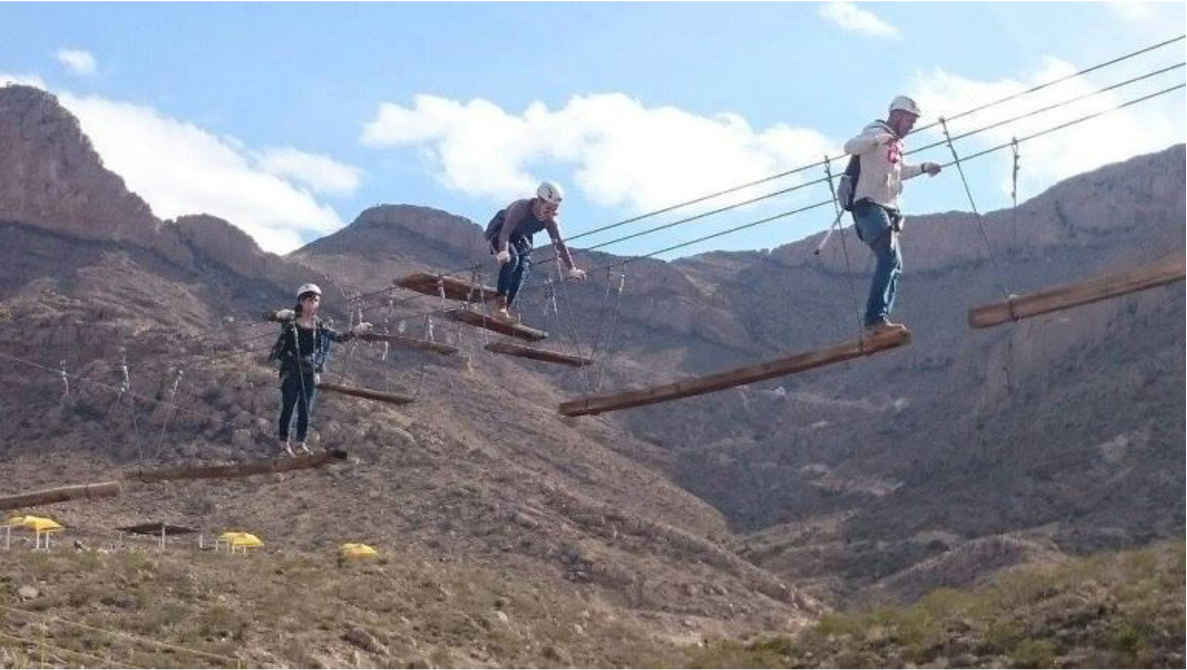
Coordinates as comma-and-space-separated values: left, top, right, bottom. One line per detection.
2, 2, 1184, 259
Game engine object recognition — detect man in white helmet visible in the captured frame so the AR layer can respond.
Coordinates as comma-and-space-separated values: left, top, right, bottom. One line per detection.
483, 180, 587, 320
842, 95, 942, 334
267, 283, 372, 455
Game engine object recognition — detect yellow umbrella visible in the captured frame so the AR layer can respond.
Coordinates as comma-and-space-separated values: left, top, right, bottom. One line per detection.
230, 533, 263, 548
216, 531, 263, 553
12, 516, 64, 550
338, 543, 379, 559
23, 516, 63, 532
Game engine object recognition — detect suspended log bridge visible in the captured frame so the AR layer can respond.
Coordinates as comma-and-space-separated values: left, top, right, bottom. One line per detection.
127, 449, 348, 483
485, 341, 593, 367
316, 381, 414, 405
396, 272, 497, 302
968, 255, 1185, 329
0, 481, 122, 511
446, 309, 548, 341
1, 451, 348, 511
558, 327, 912, 417
357, 332, 457, 355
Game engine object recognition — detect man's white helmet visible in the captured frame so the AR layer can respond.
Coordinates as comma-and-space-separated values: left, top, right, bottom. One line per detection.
889, 95, 922, 117
536, 180, 564, 205
296, 283, 322, 298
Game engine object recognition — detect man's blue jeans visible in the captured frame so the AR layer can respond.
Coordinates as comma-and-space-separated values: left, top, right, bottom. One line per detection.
495, 237, 533, 306
852, 200, 903, 327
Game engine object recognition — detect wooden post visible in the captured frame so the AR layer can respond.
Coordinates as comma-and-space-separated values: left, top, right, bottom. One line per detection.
968, 255, 1185, 329
559, 327, 912, 417
0, 481, 122, 511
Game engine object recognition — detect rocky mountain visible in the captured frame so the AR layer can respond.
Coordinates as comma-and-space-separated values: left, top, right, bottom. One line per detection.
0, 81, 1182, 652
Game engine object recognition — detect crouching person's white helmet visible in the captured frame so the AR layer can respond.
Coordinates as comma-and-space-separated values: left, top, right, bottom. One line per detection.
536, 180, 564, 205
296, 283, 322, 299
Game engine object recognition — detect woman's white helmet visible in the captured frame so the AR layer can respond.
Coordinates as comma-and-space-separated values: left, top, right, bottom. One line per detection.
536, 180, 564, 205
296, 283, 322, 299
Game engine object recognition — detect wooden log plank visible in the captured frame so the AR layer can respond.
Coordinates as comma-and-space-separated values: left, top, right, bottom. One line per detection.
968, 256, 1186, 329
357, 332, 458, 355
127, 449, 347, 484
558, 327, 912, 417
316, 381, 414, 405
445, 309, 548, 341
395, 272, 497, 302
0, 481, 122, 511
3, 452, 351, 511
485, 341, 593, 367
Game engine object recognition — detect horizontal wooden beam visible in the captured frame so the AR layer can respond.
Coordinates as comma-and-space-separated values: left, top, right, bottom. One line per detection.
126, 449, 348, 484
446, 309, 548, 341
968, 255, 1185, 329
357, 332, 457, 356
3, 453, 350, 511
316, 381, 414, 406
395, 272, 496, 302
558, 327, 912, 417
485, 341, 593, 367
1, 481, 122, 511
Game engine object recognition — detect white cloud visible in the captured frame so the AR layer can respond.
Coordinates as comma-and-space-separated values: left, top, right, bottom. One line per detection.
59, 93, 351, 253
818, 2, 901, 40
3, 73, 362, 253
361, 93, 834, 214
1106, 1, 1154, 21
909, 57, 1184, 196
1, 71, 49, 88
256, 147, 364, 197
55, 49, 97, 75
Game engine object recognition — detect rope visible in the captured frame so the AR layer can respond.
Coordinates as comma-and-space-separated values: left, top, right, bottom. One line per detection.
351, 80, 1185, 331
1011, 137, 1021, 256
822, 157, 866, 342
58, 359, 70, 401
0, 604, 238, 667
0, 630, 144, 669
113, 349, 146, 465
547, 242, 595, 390
342, 37, 1187, 316
913, 34, 1185, 135
523, 58, 1186, 267
583, 268, 619, 365
939, 116, 1014, 302
594, 272, 627, 392
349, 64, 1182, 323
150, 367, 184, 461
906, 61, 1185, 160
